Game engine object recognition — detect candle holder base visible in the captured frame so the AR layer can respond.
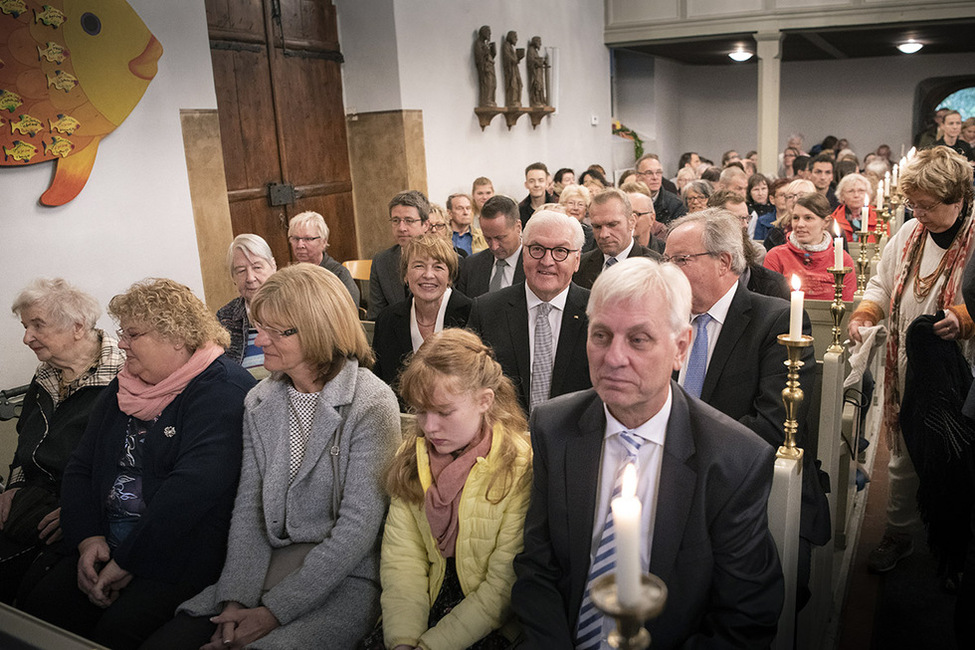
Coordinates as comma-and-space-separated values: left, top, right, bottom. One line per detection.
826, 266, 852, 355
777, 334, 813, 466
590, 573, 668, 649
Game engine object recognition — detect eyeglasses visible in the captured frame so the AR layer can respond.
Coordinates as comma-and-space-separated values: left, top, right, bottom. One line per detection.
638, 170, 663, 178
663, 252, 713, 266
389, 217, 423, 226
254, 322, 298, 340
904, 199, 943, 213
288, 236, 321, 244
116, 328, 149, 343
428, 223, 447, 232
633, 210, 654, 218
564, 200, 587, 209
526, 244, 578, 262
784, 193, 799, 201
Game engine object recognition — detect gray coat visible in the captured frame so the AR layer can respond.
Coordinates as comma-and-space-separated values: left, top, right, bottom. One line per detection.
180, 360, 400, 648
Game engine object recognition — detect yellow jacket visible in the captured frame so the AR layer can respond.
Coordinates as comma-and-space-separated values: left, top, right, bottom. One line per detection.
380, 423, 531, 650
471, 227, 488, 254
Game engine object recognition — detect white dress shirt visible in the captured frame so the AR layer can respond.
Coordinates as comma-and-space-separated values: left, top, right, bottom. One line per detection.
489, 244, 523, 290
525, 284, 568, 379
678, 281, 738, 386
603, 238, 635, 266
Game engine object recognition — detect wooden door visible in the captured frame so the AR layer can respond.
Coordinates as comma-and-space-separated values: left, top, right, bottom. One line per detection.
205, 0, 356, 267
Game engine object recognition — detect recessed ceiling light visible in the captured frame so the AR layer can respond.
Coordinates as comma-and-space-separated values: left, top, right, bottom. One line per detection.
728, 49, 753, 62
897, 40, 923, 54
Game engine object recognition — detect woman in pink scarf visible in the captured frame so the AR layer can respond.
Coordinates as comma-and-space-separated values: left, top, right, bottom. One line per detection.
18, 279, 256, 649
367, 329, 532, 650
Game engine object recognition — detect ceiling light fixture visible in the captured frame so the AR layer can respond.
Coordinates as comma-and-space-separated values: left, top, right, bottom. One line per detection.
728, 49, 753, 62
897, 40, 923, 54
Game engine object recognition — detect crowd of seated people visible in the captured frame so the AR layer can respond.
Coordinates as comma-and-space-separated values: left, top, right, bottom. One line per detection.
4, 135, 975, 649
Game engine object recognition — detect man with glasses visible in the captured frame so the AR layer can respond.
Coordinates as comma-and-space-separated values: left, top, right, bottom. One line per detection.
573, 189, 662, 290
468, 210, 591, 413
635, 153, 686, 225
366, 190, 430, 319
665, 209, 829, 609
622, 181, 667, 250
456, 195, 525, 299
288, 211, 360, 305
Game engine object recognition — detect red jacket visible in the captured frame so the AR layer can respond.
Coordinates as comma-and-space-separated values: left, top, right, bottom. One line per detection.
831, 204, 879, 243
763, 238, 857, 301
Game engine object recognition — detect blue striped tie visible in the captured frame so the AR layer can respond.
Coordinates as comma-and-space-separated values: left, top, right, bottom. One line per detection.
575, 431, 645, 649
683, 313, 711, 398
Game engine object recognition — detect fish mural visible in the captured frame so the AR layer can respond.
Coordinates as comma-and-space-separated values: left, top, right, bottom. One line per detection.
1, 0, 162, 205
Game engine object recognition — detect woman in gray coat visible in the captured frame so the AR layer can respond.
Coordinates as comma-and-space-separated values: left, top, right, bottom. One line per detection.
144, 263, 401, 649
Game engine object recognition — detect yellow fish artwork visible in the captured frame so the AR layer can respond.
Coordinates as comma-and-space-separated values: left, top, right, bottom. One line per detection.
0, 0, 27, 18
49, 113, 80, 134
1, 0, 162, 205
3, 139, 36, 162
44, 135, 73, 157
34, 5, 66, 28
37, 41, 69, 64
10, 113, 43, 136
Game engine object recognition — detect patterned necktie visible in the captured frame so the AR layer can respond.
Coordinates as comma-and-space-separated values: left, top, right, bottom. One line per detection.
575, 431, 646, 650
604, 257, 618, 269
684, 313, 712, 398
530, 302, 554, 411
489, 258, 508, 292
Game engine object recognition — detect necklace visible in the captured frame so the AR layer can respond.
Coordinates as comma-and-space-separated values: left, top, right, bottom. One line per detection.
913, 249, 953, 299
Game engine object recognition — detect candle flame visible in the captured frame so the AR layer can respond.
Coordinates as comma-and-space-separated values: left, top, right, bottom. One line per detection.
833, 221, 841, 237
622, 463, 637, 499
791, 274, 801, 291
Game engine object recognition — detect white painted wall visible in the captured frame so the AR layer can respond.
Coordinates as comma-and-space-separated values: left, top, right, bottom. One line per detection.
0, 0, 216, 387
336, 0, 614, 206
615, 50, 975, 173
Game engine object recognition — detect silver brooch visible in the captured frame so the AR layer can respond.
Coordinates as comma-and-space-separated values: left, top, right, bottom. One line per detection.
164, 426, 176, 438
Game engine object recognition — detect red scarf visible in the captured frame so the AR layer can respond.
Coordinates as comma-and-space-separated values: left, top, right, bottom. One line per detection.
424, 423, 493, 557
117, 343, 225, 420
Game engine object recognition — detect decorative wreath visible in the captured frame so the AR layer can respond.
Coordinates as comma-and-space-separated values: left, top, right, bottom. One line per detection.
612, 119, 644, 160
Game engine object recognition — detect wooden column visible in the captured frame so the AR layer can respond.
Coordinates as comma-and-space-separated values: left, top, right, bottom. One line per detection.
756, 31, 784, 178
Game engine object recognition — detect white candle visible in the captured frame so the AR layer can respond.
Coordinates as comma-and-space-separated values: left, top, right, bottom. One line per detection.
884, 171, 891, 197
892, 163, 899, 188
908, 146, 916, 160
612, 463, 642, 608
861, 205, 869, 237
876, 181, 884, 209
789, 275, 804, 341
833, 222, 843, 269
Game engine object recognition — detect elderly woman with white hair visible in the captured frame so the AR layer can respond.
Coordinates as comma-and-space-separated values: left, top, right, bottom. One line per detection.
218, 234, 277, 372
1, 279, 124, 603
831, 172, 877, 243
558, 183, 597, 252
288, 211, 360, 305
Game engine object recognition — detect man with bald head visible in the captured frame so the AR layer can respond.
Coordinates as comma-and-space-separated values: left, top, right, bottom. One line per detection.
467, 210, 591, 413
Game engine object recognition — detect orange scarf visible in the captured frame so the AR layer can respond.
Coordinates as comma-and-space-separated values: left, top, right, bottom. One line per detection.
117, 343, 225, 420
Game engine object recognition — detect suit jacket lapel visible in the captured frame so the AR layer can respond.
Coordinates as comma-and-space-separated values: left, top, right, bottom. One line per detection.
392, 301, 414, 358
649, 383, 697, 585
475, 252, 492, 296
513, 255, 526, 285
505, 288, 532, 406
551, 283, 587, 397
700, 286, 751, 401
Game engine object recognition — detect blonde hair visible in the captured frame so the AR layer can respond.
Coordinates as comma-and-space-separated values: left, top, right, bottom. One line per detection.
399, 235, 460, 284
387, 329, 529, 505
250, 263, 373, 380
900, 145, 974, 207
109, 278, 230, 351
559, 183, 591, 207
288, 211, 330, 241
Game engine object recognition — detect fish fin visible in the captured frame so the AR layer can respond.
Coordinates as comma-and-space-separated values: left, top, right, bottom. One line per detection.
40, 137, 99, 206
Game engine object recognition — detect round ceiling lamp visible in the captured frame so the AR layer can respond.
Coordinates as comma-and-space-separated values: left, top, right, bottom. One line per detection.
728, 49, 753, 62
897, 40, 923, 54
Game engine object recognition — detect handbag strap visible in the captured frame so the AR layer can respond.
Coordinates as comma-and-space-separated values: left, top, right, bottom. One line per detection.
329, 404, 349, 515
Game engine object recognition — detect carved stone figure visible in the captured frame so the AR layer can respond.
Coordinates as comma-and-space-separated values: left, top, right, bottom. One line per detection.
474, 25, 497, 107
502, 30, 525, 108
527, 36, 548, 108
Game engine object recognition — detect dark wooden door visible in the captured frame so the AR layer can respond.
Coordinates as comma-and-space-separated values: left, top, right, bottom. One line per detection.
205, 0, 356, 267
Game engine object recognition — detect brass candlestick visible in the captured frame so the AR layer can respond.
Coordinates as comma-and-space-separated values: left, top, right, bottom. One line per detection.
590, 573, 668, 649
854, 240, 870, 298
827, 266, 851, 354
776, 334, 813, 464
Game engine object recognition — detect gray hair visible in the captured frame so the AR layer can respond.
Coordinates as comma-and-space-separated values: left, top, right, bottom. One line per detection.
786, 178, 816, 198
668, 208, 747, 275
12, 278, 100, 332
864, 159, 890, 179
226, 233, 277, 274
719, 166, 748, 185
681, 179, 713, 201
558, 183, 591, 206
523, 210, 585, 250
588, 257, 691, 338
835, 172, 872, 203
289, 211, 330, 241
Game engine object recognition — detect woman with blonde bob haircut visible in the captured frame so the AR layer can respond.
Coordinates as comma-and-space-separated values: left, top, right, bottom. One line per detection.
148, 264, 400, 649
366, 328, 532, 650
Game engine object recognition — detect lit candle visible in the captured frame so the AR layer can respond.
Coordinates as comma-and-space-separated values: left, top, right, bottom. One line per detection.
612, 463, 642, 608
861, 205, 869, 238
892, 163, 899, 188
876, 181, 884, 209
789, 275, 804, 341
908, 146, 916, 160
884, 171, 891, 197
833, 222, 843, 269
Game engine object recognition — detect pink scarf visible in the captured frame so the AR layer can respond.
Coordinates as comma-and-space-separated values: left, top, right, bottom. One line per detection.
424, 423, 493, 557
117, 343, 225, 420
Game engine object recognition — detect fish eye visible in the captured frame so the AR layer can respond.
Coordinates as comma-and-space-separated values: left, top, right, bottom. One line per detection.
81, 12, 101, 35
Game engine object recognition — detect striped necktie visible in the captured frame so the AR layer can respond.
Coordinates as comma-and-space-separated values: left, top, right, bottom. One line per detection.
604, 256, 618, 269
575, 430, 645, 649
530, 302, 554, 411
683, 313, 712, 398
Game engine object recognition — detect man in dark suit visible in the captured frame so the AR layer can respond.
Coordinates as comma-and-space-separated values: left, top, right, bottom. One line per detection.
467, 210, 590, 413
455, 195, 524, 299
635, 153, 687, 225
512, 256, 783, 648
366, 190, 430, 319
573, 188, 662, 290
519, 162, 557, 227
666, 209, 830, 607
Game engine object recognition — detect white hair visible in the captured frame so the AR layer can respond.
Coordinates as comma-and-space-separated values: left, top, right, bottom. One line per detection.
12, 278, 100, 332
523, 210, 585, 250
289, 211, 330, 240
588, 257, 691, 337
226, 233, 277, 274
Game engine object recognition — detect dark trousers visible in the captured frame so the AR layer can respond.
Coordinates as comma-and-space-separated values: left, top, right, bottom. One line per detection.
140, 612, 216, 649
18, 551, 199, 650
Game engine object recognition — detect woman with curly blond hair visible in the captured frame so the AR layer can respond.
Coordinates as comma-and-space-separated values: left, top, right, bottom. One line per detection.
19, 278, 256, 649
363, 328, 531, 650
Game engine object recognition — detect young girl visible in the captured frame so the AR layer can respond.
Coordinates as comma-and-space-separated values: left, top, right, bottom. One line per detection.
370, 328, 531, 650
